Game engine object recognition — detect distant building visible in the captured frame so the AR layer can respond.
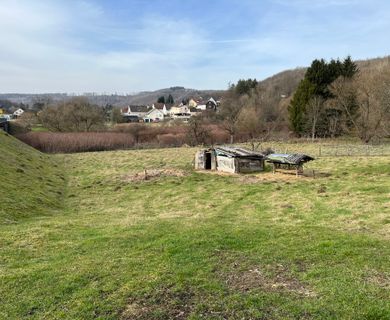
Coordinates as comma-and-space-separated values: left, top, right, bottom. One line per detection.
121, 105, 151, 118
13, 108, 24, 118
143, 108, 165, 123
152, 103, 172, 116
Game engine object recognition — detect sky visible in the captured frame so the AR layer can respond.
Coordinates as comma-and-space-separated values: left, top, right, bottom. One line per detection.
0, 0, 390, 93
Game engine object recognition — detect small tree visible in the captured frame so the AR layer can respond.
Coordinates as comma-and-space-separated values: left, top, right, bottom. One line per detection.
305, 95, 324, 141
219, 88, 245, 144
110, 107, 124, 124
186, 116, 209, 146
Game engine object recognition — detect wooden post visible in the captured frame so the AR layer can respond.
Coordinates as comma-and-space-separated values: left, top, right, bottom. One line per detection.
144, 169, 148, 180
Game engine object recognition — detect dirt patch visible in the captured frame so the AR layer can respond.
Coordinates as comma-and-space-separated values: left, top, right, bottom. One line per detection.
123, 169, 187, 182
222, 262, 316, 297
364, 271, 390, 289
121, 286, 194, 320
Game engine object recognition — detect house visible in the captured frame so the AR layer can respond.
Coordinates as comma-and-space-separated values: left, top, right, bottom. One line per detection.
121, 105, 151, 118
13, 108, 24, 118
188, 99, 198, 108
143, 108, 165, 123
170, 104, 191, 119
265, 153, 314, 176
206, 97, 218, 111
152, 103, 172, 116
195, 146, 265, 174
195, 97, 219, 111
195, 100, 207, 111
189, 107, 201, 116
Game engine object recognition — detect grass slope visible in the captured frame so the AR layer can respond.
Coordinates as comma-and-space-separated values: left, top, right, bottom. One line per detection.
0, 130, 65, 223
0, 144, 389, 319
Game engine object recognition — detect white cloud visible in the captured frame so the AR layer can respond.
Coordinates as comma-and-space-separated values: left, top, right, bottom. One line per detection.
0, 0, 389, 93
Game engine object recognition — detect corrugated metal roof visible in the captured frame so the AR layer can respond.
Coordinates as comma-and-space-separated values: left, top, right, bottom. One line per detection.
214, 146, 264, 159
265, 153, 314, 165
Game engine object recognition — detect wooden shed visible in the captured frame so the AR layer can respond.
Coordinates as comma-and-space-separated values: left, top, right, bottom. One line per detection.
195, 146, 265, 174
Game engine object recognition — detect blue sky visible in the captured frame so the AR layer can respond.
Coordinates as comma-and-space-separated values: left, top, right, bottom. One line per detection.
0, 0, 389, 93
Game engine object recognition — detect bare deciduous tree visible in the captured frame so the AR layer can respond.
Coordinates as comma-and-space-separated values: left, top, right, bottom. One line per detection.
331, 68, 390, 142
219, 88, 245, 144
305, 95, 324, 141
39, 98, 106, 132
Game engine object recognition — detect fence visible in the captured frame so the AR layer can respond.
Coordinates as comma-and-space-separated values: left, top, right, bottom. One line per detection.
260, 143, 390, 157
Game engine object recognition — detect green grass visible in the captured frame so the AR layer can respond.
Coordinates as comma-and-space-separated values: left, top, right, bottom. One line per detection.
0, 136, 389, 319
0, 130, 65, 223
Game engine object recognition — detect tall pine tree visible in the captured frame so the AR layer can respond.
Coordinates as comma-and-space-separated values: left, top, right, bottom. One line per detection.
288, 56, 357, 136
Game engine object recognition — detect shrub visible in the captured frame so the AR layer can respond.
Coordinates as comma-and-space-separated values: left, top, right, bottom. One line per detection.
16, 132, 135, 153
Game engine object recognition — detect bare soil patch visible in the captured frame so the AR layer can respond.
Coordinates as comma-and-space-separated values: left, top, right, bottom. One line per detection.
221, 260, 316, 297
123, 168, 187, 182
364, 271, 390, 289
121, 286, 194, 320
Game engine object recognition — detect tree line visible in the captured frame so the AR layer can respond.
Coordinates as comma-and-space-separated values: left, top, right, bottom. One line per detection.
217, 56, 390, 144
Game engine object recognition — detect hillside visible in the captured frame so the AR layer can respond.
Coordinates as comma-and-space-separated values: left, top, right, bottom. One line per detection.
0, 88, 225, 108
0, 130, 66, 223
256, 55, 390, 101
1, 56, 388, 109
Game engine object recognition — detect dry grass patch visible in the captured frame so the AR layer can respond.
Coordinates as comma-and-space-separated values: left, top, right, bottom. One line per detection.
223, 262, 317, 297
364, 270, 390, 290
121, 286, 195, 320
123, 168, 187, 183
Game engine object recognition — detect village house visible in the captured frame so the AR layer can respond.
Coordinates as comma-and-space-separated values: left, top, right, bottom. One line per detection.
143, 108, 165, 123
189, 107, 201, 116
152, 103, 172, 116
195, 102, 207, 111
188, 99, 198, 108
206, 97, 218, 111
121, 105, 152, 121
195, 97, 219, 111
170, 104, 191, 118
13, 108, 24, 118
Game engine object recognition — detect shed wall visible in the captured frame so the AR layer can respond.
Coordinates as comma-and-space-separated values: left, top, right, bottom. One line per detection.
216, 156, 237, 173
236, 158, 264, 173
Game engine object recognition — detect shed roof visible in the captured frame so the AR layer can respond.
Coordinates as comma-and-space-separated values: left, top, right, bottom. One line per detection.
265, 153, 314, 165
214, 146, 264, 159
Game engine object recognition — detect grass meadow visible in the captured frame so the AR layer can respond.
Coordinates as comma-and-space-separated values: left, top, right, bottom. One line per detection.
0, 131, 389, 319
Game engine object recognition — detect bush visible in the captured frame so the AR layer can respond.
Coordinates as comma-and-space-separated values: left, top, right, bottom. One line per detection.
16, 132, 135, 153
16, 123, 244, 153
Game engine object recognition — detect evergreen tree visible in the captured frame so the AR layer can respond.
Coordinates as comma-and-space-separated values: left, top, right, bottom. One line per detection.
166, 94, 174, 104
157, 96, 165, 103
342, 56, 359, 78
288, 79, 315, 135
289, 56, 357, 136
235, 79, 258, 95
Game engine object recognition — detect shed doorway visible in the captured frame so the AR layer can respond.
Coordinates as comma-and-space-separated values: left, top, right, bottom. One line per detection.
205, 152, 212, 170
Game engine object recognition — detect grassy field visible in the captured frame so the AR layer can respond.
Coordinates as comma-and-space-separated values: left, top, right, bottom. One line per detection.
0, 132, 389, 319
